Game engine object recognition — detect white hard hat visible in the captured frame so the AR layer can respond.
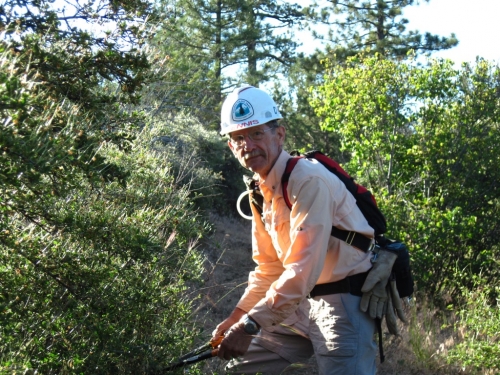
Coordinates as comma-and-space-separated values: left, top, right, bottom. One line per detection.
220, 85, 283, 135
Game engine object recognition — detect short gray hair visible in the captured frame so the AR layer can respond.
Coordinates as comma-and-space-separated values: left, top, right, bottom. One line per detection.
266, 120, 280, 129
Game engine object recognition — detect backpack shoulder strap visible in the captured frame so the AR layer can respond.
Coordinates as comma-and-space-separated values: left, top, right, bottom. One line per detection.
281, 156, 303, 210
281, 151, 331, 209
280, 152, 373, 253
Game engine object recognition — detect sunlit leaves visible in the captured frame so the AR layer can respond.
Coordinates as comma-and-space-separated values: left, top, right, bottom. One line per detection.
311, 54, 500, 300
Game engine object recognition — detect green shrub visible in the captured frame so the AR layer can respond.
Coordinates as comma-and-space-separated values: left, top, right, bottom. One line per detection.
311, 55, 500, 303
448, 280, 500, 373
0, 49, 209, 374
144, 113, 246, 216
0, 132, 209, 373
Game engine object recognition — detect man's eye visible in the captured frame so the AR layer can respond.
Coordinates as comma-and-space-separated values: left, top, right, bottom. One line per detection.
233, 135, 245, 142
252, 131, 264, 137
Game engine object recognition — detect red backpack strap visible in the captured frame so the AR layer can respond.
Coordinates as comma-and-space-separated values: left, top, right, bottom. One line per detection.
281, 152, 375, 252
281, 156, 303, 210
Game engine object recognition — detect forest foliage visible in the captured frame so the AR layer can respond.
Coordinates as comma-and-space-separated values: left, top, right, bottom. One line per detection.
1, 0, 500, 373
311, 55, 500, 299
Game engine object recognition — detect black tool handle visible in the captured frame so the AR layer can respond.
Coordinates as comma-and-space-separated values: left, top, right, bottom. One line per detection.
164, 349, 218, 372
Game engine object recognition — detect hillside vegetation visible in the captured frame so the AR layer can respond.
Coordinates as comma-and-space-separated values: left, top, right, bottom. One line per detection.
1, 0, 500, 373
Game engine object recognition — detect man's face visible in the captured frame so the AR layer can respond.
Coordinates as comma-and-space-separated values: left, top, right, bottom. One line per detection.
227, 124, 286, 178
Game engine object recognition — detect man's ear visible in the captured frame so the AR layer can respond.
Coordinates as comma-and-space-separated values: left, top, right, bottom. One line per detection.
276, 126, 286, 146
227, 140, 237, 156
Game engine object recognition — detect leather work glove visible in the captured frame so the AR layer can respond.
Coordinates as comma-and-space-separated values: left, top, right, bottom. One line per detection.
384, 278, 408, 336
217, 322, 254, 360
360, 249, 398, 319
389, 278, 407, 323
384, 283, 399, 335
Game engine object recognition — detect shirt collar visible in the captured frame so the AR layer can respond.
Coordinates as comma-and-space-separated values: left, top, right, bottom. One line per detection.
258, 150, 291, 202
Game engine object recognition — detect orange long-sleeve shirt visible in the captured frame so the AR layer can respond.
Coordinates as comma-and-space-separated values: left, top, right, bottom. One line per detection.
236, 151, 374, 330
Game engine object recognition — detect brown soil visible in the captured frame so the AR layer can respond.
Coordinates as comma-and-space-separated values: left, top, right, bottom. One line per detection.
192, 213, 465, 375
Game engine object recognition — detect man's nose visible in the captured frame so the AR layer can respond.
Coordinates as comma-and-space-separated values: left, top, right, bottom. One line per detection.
242, 135, 257, 150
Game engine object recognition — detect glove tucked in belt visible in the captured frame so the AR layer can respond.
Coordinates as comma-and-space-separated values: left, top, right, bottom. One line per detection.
360, 249, 408, 335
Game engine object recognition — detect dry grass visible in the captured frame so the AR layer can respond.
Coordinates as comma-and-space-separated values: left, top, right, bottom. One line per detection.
191, 213, 476, 375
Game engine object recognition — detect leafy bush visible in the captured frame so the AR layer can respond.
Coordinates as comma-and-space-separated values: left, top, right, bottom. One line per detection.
448, 280, 500, 373
0, 48, 209, 374
1, 129, 208, 373
311, 54, 500, 303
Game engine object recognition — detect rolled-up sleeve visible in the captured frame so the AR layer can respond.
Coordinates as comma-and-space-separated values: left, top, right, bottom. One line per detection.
236, 201, 285, 313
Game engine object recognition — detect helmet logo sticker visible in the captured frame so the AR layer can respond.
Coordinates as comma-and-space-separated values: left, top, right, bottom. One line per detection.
232, 99, 254, 122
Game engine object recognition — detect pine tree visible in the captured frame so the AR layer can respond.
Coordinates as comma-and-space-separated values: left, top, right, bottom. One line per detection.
1, 0, 151, 111
148, 0, 241, 127
150, 0, 305, 128
233, 0, 305, 87
320, 0, 458, 58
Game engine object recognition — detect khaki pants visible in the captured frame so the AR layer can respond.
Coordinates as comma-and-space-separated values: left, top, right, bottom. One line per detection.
226, 293, 377, 375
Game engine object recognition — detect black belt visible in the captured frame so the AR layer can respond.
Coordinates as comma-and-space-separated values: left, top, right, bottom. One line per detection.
308, 271, 369, 298
331, 227, 374, 253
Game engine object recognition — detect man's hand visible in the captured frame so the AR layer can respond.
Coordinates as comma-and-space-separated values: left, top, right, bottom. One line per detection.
360, 249, 397, 319
211, 307, 246, 342
216, 321, 255, 360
